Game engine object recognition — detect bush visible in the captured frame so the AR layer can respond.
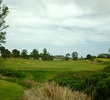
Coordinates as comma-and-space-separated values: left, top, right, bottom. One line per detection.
0, 68, 26, 78
53, 72, 86, 92
53, 72, 110, 100
81, 72, 110, 100
54, 76, 85, 91
94, 77, 110, 100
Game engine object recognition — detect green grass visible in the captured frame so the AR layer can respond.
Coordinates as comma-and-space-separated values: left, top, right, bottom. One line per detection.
4, 58, 106, 71
0, 80, 23, 100
0, 58, 109, 100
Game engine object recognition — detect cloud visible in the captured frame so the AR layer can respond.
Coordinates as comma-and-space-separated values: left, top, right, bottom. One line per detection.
73, 0, 110, 13
3, 0, 110, 56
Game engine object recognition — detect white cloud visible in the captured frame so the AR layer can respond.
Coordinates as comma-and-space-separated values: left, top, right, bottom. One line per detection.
73, 0, 110, 13
3, 0, 110, 56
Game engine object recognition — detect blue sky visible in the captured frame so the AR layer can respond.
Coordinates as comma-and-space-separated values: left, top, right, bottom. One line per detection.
3, 0, 110, 57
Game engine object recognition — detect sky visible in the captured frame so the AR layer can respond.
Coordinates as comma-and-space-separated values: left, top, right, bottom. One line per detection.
3, 0, 110, 57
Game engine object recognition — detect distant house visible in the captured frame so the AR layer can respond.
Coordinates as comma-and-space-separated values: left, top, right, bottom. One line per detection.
53, 55, 65, 60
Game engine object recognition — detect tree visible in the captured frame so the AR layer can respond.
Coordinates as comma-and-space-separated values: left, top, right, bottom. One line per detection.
0, 45, 5, 54
65, 53, 70, 61
21, 49, 28, 59
41, 48, 48, 60
108, 48, 110, 55
86, 54, 92, 59
107, 48, 110, 58
79, 56, 84, 60
42, 48, 47, 55
41, 48, 53, 61
12, 49, 20, 58
0, 46, 11, 59
30, 49, 39, 60
0, 0, 9, 45
4, 49, 11, 57
0, 0, 9, 67
72, 52, 78, 60
97, 53, 108, 58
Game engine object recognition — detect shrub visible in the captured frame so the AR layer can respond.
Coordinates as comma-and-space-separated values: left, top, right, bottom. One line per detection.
54, 72, 110, 100
94, 77, 110, 100
54, 77, 85, 91
84, 72, 109, 94
0, 68, 26, 78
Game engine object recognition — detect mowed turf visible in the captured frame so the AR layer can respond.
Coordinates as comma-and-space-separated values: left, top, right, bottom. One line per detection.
0, 80, 23, 100
4, 58, 106, 71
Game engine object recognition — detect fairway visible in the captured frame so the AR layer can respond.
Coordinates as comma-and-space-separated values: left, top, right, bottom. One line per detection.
4, 59, 106, 71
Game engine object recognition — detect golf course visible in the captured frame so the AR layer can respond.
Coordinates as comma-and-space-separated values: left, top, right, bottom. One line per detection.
0, 58, 110, 100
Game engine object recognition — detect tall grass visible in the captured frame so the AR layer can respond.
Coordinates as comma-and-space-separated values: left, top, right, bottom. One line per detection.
22, 82, 91, 100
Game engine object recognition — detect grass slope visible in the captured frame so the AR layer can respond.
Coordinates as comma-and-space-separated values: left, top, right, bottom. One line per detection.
0, 80, 23, 100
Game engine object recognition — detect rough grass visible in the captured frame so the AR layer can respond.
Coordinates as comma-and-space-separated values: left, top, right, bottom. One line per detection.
0, 79, 23, 100
22, 82, 91, 100
4, 58, 106, 71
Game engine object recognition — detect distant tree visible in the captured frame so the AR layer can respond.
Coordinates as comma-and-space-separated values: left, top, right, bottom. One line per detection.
80, 56, 84, 60
72, 52, 78, 60
0, 0, 9, 45
97, 53, 108, 58
41, 48, 47, 60
0, 46, 5, 53
43, 48, 47, 55
107, 49, 110, 58
3, 49, 11, 58
108, 48, 110, 55
12, 49, 20, 58
30, 49, 39, 60
2, 49, 11, 59
41, 48, 53, 61
86, 54, 92, 59
21, 49, 28, 59
65, 53, 70, 61
0, 46, 11, 59
0, 46, 5, 58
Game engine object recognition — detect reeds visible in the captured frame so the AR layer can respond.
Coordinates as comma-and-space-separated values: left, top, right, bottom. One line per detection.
22, 82, 91, 100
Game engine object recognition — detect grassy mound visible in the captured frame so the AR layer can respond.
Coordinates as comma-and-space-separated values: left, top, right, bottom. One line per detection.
0, 80, 23, 100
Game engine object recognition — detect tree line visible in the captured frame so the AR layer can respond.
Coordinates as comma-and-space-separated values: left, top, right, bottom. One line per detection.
0, 46, 110, 61
0, 47, 53, 60
0, 46, 79, 61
